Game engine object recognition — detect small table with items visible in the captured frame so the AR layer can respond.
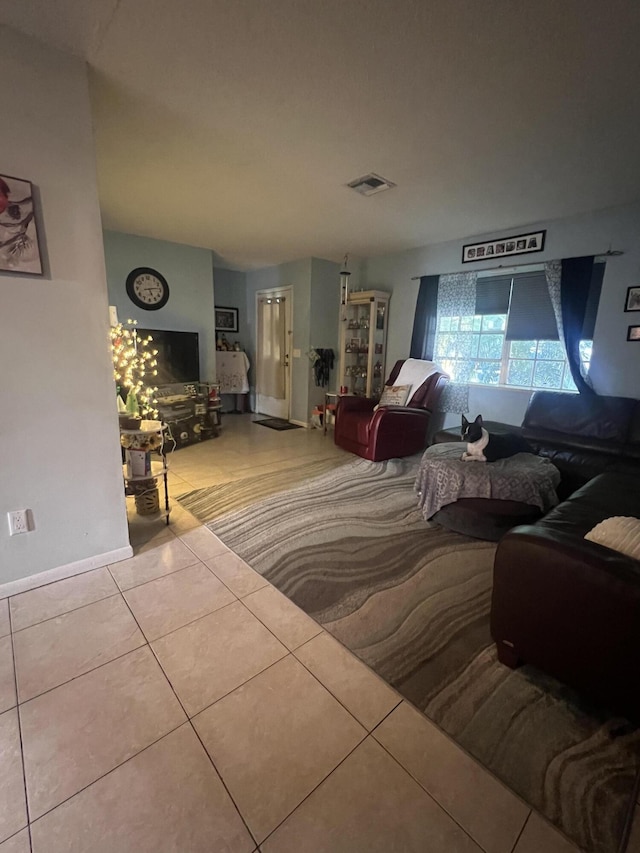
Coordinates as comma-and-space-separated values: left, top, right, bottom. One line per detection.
415, 443, 561, 540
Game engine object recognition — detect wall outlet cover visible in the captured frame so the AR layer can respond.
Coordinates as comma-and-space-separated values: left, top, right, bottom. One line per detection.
8, 510, 30, 535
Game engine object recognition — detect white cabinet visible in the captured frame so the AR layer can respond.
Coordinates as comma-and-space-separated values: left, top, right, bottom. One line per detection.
338, 290, 390, 399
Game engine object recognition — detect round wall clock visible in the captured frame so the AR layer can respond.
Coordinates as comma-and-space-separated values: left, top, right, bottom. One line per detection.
125, 267, 170, 311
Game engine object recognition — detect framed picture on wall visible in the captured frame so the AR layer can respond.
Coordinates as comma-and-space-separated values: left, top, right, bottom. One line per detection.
624, 286, 640, 312
627, 325, 640, 341
462, 230, 546, 264
0, 173, 43, 275
215, 306, 239, 332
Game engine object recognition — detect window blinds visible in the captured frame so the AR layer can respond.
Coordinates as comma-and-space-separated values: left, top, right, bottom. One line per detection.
506, 271, 558, 341
474, 275, 511, 315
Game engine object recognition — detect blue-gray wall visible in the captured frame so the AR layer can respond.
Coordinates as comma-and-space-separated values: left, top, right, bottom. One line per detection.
213, 266, 249, 410
361, 200, 640, 426
104, 230, 217, 381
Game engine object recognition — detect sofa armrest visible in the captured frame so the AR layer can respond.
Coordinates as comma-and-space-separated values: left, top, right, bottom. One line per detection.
491, 526, 640, 713
336, 396, 376, 414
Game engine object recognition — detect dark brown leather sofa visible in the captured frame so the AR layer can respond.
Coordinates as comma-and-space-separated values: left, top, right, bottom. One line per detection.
490, 391, 640, 719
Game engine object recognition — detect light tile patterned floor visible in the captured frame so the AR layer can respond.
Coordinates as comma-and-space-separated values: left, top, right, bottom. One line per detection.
1, 417, 638, 852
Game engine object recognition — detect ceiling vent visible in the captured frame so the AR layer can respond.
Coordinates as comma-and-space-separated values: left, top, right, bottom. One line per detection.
346, 173, 396, 196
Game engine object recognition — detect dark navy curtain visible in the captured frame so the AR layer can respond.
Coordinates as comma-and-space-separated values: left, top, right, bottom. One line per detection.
561, 256, 595, 394
410, 275, 439, 359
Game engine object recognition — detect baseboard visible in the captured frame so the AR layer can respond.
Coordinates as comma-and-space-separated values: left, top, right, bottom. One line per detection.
0, 544, 134, 600
290, 419, 310, 428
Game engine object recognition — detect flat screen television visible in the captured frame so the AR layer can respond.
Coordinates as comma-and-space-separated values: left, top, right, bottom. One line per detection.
137, 328, 200, 385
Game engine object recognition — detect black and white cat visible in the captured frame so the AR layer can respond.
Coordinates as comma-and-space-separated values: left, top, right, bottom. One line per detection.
461, 414, 532, 463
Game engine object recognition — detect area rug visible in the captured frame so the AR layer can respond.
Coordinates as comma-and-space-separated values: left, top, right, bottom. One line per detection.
179, 454, 640, 852
175, 456, 345, 521
253, 418, 302, 431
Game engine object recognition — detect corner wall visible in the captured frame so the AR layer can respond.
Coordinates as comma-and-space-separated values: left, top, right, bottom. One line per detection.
104, 230, 217, 381
362, 201, 640, 425
0, 29, 130, 586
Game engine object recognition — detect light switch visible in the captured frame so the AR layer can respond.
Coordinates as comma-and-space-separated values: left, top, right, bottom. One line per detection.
293, 349, 301, 358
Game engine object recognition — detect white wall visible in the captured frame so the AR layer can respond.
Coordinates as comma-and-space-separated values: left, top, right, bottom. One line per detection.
0, 30, 130, 585
362, 201, 640, 426
104, 230, 217, 381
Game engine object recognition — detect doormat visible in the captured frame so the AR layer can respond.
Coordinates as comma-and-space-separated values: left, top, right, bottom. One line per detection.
253, 418, 301, 431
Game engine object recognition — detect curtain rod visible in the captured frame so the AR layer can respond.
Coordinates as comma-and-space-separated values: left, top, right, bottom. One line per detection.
410, 249, 624, 280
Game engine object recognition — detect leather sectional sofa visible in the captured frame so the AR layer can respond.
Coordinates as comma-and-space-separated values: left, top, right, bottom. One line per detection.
488, 391, 640, 719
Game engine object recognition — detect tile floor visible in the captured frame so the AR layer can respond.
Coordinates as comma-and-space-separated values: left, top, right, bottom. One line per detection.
1, 415, 639, 852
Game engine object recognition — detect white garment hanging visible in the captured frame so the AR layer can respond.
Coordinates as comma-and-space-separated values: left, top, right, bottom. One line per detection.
216, 351, 250, 394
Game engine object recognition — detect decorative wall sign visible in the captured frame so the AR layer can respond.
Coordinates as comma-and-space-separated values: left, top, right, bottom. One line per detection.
0, 173, 43, 275
624, 286, 640, 312
627, 325, 640, 341
215, 306, 239, 332
462, 230, 546, 264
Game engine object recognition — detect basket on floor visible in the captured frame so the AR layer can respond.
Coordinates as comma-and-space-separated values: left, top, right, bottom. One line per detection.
133, 481, 160, 516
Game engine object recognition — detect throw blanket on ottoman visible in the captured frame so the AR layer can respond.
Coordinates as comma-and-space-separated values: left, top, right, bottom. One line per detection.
415, 443, 561, 520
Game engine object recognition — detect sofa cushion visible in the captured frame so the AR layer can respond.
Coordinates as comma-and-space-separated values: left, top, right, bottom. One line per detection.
585, 516, 640, 560
523, 391, 636, 443
537, 472, 640, 539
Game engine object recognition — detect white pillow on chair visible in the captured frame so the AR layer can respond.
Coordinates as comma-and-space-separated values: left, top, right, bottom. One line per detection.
374, 384, 412, 411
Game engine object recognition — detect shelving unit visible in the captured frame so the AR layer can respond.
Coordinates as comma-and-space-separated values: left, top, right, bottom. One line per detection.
120, 423, 170, 525
338, 290, 390, 399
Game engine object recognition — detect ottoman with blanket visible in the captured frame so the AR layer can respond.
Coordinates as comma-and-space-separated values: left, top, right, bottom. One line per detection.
415, 443, 560, 540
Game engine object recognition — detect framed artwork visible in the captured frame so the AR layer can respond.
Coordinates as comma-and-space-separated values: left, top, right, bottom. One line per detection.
0, 173, 43, 275
215, 306, 239, 332
462, 230, 546, 264
627, 325, 640, 341
624, 286, 640, 312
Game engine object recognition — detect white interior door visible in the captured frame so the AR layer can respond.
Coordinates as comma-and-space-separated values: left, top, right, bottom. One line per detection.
256, 288, 292, 419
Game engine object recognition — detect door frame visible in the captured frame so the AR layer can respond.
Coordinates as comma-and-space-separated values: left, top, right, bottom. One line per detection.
255, 286, 293, 420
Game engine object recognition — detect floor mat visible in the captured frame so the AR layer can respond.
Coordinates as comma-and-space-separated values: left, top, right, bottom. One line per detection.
199, 455, 640, 853
253, 418, 302, 431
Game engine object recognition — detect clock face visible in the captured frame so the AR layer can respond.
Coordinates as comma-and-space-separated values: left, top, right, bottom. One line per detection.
125, 267, 170, 311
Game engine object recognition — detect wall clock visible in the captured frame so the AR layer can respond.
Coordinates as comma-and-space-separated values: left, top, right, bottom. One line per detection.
125, 267, 170, 310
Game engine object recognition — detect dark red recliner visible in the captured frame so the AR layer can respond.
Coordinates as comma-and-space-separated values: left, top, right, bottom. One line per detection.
334, 360, 449, 462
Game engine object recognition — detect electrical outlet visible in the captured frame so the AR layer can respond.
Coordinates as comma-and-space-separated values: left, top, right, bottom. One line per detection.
8, 510, 30, 536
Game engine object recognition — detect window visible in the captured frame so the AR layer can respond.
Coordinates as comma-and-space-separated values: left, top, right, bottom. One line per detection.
434, 266, 602, 392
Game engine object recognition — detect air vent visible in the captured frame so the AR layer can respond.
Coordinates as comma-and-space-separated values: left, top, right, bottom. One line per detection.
347, 173, 396, 196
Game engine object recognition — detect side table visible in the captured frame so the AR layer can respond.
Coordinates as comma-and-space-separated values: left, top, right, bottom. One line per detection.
120, 423, 171, 525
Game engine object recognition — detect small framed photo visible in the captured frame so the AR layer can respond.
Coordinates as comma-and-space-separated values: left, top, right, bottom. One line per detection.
627, 325, 640, 341
0, 173, 43, 275
215, 306, 239, 332
624, 286, 640, 312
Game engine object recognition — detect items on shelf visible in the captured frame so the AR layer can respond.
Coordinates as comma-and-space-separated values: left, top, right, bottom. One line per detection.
155, 382, 221, 449
120, 422, 170, 523
339, 290, 390, 398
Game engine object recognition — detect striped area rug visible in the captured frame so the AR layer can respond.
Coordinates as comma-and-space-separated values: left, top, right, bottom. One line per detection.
180, 455, 640, 853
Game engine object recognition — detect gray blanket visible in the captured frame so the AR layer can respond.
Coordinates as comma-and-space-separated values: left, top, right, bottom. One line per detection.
415, 442, 561, 520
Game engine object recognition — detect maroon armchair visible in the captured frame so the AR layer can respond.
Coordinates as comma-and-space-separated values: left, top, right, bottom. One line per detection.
334, 360, 449, 462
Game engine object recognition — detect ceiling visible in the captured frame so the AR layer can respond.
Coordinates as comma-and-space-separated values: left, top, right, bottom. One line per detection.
2, 0, 640, 269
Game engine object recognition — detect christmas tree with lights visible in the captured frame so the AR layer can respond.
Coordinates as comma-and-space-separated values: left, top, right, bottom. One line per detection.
110, 319, 159, 419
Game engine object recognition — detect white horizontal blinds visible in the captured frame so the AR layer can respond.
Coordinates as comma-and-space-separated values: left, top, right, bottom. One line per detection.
474, 275, 511, 315
506, 271, 559, 341
582, 262, 605, 338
